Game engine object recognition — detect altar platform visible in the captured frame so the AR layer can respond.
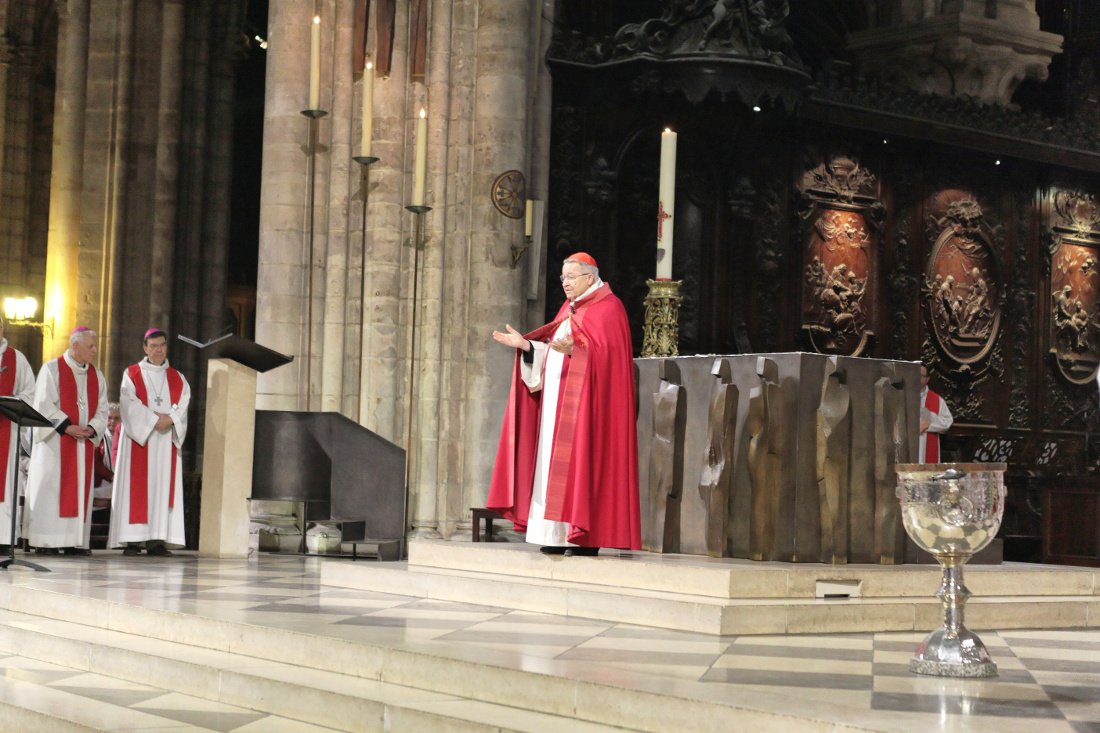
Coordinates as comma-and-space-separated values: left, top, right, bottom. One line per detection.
0, 545, 1096, 732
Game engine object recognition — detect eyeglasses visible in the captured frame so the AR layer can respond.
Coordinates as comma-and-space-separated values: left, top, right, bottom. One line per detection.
559, 273, 591, 283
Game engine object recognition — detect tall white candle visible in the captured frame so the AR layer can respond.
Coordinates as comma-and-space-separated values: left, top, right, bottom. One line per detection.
524, 200, 534, 236
309, 15, 321, 110
412, 108, 428, 206
656, 127, 677, 279
361, 61, 374, 156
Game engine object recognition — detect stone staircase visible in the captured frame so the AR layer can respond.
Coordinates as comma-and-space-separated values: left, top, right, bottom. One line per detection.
321, 540, 1100, 636
0, 567, 889, 733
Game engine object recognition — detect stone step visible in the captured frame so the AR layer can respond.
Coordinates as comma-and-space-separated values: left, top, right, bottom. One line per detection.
317, 540, 1100, 635
0, 602, 639, 733
0, 581, 889, 733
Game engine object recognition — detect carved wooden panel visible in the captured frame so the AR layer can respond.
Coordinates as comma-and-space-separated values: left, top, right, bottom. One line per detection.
798, 156, 881, 356
1048, 191, 1100, 384
924, 199, 1002, 367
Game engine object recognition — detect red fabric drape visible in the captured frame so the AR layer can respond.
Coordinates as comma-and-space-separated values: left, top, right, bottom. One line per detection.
0, 348, 16, 501
126, 364, 184, 524
58, 358, 96, 518
924, 390, 941, 463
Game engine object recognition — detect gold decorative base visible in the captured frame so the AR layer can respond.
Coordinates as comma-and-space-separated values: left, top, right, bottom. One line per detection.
641, 279, 683, 357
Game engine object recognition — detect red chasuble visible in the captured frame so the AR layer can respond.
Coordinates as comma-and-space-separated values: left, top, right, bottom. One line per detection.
58, 357, 97, 518
126, 363, 184, 523
487, 284, 642, 550
0, 348, 15, 501
924, 390, 941, 463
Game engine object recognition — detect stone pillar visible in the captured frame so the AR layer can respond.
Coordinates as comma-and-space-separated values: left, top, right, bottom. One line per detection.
443, 0, 533, 538
149, 0, 185, 328
43, 0, 89, 359
256, 0, 318, 411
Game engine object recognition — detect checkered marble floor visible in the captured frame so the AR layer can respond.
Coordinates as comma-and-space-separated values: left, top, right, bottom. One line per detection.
1, 552, 1098, 732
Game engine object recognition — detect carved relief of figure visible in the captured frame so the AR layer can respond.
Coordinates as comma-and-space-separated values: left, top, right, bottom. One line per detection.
697, 0, 751, 52
699, 359, 738, 557
960, 267, 993, 337
805, 259, 866, 348
1053, 284, 1093, 353
816, 357, 850, 564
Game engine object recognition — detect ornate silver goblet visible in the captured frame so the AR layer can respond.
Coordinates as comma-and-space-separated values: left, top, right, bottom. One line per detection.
895, 463, 1006, 678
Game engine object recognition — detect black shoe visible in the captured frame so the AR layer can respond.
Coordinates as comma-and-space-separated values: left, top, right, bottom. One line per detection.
62, 547, 91, 556
34, 547, 60, 555
539, 546, 568, 555
146, 545, 173, 557
564, 547, 599, 557
122, 546, 141, 556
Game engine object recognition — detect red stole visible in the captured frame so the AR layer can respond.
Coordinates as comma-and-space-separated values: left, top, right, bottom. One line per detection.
126, 363, 184, 524
0, 348, 15, 501
924, 390, 941, 463
58, 357, 97, 517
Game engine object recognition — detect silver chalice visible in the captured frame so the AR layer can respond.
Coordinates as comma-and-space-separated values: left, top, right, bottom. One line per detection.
895, 463, 1006, 678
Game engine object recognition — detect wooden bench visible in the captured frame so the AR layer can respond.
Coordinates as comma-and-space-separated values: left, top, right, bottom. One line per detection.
470, 507, 504, 542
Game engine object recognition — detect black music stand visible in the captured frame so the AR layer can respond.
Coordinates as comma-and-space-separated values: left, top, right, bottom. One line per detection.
0, 396, 52, 572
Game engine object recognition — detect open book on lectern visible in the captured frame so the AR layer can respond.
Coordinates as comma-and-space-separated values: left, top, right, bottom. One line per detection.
177, 333, 293, 374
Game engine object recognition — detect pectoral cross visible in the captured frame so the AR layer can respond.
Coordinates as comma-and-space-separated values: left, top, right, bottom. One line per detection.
154, 396, 163, 406
657, 202, 671, 241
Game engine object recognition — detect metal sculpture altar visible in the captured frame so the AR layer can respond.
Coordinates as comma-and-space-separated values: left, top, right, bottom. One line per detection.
896, 463, 1006, 677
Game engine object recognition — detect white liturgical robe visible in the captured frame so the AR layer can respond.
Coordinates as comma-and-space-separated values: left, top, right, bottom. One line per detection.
0, 338, 35, 542
24, 351, 108, 548
108, 358, 190, 548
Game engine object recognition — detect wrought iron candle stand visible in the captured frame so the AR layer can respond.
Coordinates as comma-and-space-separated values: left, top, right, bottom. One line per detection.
400, 203, 431, 556
641, 278, 683, 357
895, 463, 1006, 678
300, 108, 328, 410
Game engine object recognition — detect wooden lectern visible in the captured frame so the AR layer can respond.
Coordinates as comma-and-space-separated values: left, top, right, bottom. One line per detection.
179, 334, 292, 558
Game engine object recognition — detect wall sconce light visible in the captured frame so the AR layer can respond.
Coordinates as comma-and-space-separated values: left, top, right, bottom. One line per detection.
3, 297, 53, 337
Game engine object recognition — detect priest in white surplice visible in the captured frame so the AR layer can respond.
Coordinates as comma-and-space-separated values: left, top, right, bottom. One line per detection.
24, 327, 109, 554
108, 329, 190, 556
0, 315, 36, 550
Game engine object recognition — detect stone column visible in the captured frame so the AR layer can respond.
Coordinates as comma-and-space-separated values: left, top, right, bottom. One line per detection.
357, 0, 412, 440
149, 0, 185, 328
256, 0, 318, 411
445, 0, 533, 538
43, 0, 89, 359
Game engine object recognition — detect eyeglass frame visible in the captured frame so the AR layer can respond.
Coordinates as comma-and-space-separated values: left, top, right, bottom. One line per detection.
559, 272, 594, 283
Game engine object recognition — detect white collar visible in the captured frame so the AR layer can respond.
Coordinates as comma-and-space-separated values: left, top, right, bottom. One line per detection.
141, 357, 170, 372
63, 350, 88, 372
572, 277, 605, 305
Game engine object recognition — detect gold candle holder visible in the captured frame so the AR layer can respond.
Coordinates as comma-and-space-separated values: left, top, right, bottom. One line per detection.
641, 278, 683, 357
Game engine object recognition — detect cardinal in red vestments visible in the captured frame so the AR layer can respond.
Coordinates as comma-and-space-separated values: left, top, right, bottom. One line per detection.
487, 252, 641, 556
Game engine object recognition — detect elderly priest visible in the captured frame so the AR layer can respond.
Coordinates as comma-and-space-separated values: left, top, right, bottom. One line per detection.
488, 252, 641, 557
24, 327, 108, 555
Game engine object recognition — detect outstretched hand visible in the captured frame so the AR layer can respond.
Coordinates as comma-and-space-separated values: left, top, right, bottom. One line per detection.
491, 324, 530, 352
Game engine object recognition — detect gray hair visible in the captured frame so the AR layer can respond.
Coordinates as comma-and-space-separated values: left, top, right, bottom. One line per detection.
564, 258, 599, 279
69, 329, 96, 348
107, 401, 120, 413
